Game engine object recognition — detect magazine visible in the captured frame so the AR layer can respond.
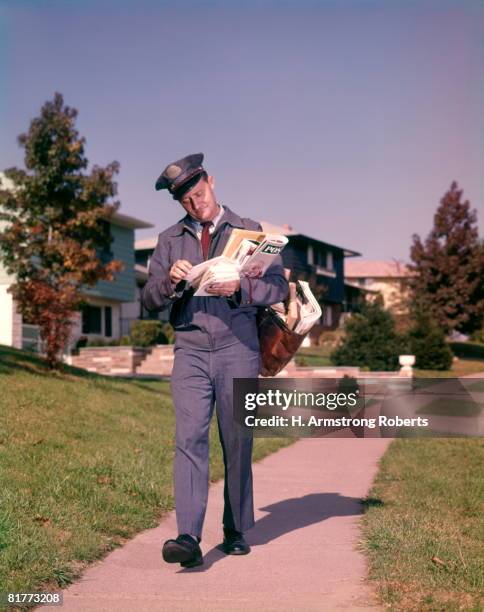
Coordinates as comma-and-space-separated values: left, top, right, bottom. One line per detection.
184, 230, 289, 296
272, 280, 323, 335
293, 281, 322, 334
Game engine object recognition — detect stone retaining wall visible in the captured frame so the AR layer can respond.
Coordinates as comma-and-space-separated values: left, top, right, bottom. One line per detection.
70, 346, 147, 375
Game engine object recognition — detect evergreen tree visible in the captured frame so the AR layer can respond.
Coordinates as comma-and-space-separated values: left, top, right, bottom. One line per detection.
409, 182, 483, 334
406, 306, 453, 370
331, 298, 405, 371
0, 93, 123, 367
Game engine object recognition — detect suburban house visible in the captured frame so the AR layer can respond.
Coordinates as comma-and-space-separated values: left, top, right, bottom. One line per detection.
1, 176, 367, 357
134, 236, 170, 324
135, 220, 362, 339
75, 211, 154, 348
342, 280, 380, 320
0, 185, 153, 353
259, 222, 361, 336
344, 259, 412, 314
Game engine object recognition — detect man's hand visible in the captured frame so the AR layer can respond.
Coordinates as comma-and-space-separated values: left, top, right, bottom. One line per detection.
169, 259, 192, 285
205, 279, 241, 297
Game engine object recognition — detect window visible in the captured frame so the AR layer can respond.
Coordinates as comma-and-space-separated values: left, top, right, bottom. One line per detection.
96, 220, 113, 264
82, 305, 102, 334
307, 245, 314, 265
104, 306, 112, 337
309, 246, 334, 271
81, 304, 113, 336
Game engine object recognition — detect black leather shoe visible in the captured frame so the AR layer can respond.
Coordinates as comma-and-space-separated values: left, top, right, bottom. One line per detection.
222, 527, 250, 555
162, 534, 203, 568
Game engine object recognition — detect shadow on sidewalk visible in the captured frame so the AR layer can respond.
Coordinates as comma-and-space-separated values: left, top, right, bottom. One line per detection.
179, 491, 368, 572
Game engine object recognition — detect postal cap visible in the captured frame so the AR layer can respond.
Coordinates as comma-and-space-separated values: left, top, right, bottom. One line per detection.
155, 153, 205, 199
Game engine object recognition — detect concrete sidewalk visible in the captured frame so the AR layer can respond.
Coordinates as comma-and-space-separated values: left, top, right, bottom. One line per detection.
43, 437, 390, 611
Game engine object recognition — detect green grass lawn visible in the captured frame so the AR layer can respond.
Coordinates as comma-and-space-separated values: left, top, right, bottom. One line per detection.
0, 345, 293, 599
361, 438, 484, 611
415, 358, 484, 378
295, 345, 332, 367
415, 399, 481, 417
363, 356, 484, 608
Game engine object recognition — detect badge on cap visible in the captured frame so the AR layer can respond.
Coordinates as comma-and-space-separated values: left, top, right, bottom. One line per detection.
164, 165, 182, 180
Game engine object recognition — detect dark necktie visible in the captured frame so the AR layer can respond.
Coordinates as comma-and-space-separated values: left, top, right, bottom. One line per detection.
201, 222, 212, 260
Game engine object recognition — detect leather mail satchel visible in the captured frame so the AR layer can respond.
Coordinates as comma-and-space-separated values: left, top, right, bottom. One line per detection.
257, 307, 307, 377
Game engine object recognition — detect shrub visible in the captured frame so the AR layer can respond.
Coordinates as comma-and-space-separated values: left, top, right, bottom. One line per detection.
161, 322, 175, 344
470, 328, 484, 344
75, 336, 88, 350
318, 328, 345, 348
129, 320, 172, 347
407, 311, 453, 370
393, 313, 413, 334
85, 337, 126, 347
86, 336, 109, 347
331, 300, 405, 371
449, 341, 484, 360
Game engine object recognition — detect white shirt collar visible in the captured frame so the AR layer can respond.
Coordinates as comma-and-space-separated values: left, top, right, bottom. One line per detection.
189, 204, 224, 232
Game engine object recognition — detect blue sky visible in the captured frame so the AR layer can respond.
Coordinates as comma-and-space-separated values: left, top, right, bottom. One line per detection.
1, 0, 482, 260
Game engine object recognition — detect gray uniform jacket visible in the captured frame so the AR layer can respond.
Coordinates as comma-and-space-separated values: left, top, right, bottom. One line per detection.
141, 206, 289, 351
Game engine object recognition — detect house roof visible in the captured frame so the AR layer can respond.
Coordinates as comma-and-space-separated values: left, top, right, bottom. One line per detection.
109, 211, 154, 230
135, 236, 158, 250
135, 263, 149, 281
294, 235, 360, 258
345, 259, 412, 278
259, 221, 297, 236
258, 221, 360, 258
135, 220, 360, 257
344, 281, 380, 294
0, 173, 154, 231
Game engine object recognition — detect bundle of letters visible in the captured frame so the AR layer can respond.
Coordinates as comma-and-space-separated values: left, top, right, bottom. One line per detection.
184, 229, 289, 297
271, 280, 323, 335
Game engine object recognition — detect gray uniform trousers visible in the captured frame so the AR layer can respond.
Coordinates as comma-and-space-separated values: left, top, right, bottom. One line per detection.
170, 341, 260, 539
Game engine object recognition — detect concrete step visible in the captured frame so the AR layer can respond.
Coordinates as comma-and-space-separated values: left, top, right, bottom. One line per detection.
135, 345, 174, 376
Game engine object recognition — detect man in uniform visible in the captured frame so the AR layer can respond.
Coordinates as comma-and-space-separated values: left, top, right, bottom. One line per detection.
142, 153, 288, 568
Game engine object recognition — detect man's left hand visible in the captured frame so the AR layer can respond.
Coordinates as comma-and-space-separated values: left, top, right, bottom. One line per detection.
205, 279, 241, 297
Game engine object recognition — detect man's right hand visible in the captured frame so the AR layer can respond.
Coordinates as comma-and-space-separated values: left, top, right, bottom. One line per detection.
169, 259, 193, 285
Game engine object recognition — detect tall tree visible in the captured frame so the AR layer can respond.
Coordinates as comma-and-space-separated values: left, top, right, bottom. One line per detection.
409, 182, 483, 334
0, 93, 123, 367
